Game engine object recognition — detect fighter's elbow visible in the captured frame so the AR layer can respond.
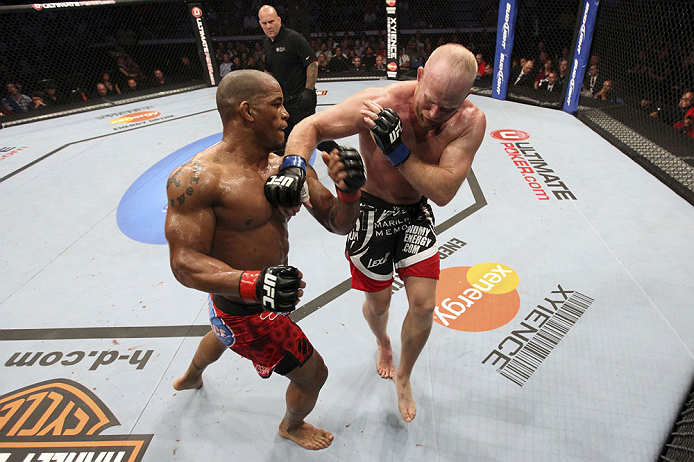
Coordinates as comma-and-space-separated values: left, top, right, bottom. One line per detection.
170, 256, 195, 288
431, 195, 452, 207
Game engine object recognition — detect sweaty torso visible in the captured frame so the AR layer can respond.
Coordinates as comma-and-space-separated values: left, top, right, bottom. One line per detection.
198, 148, 289, 271
357, 82, 471, 204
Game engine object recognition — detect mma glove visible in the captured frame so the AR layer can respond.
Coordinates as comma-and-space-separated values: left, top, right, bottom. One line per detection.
334, 145, 366, 203
370, 108, 411, 167
264, 155, 310, 207
297, 87, 317, 111
239, 265, 302, 313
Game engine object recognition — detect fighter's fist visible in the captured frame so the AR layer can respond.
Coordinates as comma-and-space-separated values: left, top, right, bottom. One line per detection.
239, 265, 304, 313
321, 144, 366, 203
264, 155, 310, 207
370, 108, 411, 167
336, 146, 366, 192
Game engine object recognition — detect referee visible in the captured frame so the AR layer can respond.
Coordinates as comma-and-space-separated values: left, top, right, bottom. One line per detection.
258, 4, 318, 143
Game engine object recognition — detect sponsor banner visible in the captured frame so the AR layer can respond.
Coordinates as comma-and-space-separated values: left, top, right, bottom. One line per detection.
93, 106, 175, 131
5, 348, 154, 371
490, 129, 576, 201
189, 3, 219, 86
483, 285, 594, 386
564, 0, 600, 114
31, 1, 115, 10
110, 111, 161, 125
386, 0, 398, 79
492, 0, 518, 100
0, 379, 152, 461
0, 146, 29, 163
434, 262, 521, 332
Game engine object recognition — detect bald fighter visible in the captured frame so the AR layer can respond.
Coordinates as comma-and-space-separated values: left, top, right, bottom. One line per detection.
281, 43, 486, 422
167, 69, 365, 449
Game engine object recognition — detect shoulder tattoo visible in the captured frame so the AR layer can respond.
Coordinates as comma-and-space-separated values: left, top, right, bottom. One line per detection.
167, 162, 203, 207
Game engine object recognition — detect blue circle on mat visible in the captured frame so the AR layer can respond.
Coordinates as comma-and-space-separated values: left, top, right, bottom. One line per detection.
116, 134, 316, 245
116, 132, 222, 245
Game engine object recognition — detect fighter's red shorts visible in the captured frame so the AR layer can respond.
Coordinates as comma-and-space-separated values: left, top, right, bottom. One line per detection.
208, 295, 313, 378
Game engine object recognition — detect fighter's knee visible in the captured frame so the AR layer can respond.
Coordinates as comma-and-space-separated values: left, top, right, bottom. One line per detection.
315, 361, 329, 386
364, 290, 392, 317
364, 299, 390, 317
408, 302, 435, 322
308, 353, 329, 387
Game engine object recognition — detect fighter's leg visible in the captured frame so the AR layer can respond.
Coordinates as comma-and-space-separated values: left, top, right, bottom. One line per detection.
173, 330, 227, 390
279, 351, 333, 450
394, 275, 437, 422
362, 287, 395, 378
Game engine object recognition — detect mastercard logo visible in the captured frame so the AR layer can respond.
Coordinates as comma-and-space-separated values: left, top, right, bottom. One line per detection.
489, 129, 530, 141
191, 6, 203, 17
387, 62, 398, 72
434, 263, 520, 332
110, 111, 161, 124
386, 0, 396, 6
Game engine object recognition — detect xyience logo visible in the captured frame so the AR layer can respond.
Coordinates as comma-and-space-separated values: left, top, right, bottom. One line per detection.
0, 379, 152, 461
434, 262, 520, 332
109, 111, 161, 125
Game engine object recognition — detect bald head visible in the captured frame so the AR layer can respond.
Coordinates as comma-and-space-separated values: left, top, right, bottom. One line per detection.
258, 5, 281, 39
216, 69, 279, 122
414, 44, 477, 129
424, 44, 477, 92
258, 4, 277, 18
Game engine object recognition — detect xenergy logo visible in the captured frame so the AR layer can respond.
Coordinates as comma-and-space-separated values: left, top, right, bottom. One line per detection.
109, 111, 161, 124
434, 262, 520, 332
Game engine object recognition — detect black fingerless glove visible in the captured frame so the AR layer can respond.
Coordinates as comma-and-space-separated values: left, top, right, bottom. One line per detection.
335, 146, 366, 203
264, 155, 309, 207
239, 265, 302, 313
370, 108, 411, 167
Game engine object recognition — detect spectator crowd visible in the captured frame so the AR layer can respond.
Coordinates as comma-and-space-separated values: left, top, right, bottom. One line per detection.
1, 2, 691, 140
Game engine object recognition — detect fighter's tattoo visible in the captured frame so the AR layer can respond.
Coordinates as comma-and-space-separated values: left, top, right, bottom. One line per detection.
306, 62, 318, 90
168, 162, 203, 207
166, 168, 182, 189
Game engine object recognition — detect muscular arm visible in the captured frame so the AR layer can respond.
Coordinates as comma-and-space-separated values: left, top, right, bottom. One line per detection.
361, 101, 487, 206
305, 61, 318, 89
164, 162, 242, 296
304, 151, 360, 234
285, 87, 380, 162
398, 108, 486, 206
397, 141, 478, 206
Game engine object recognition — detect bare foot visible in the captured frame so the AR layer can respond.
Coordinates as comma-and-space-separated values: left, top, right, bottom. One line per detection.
278, 421, 334, 450
173, 374, 203, 391
394, 372, 416, 422
376, 338, 395, 379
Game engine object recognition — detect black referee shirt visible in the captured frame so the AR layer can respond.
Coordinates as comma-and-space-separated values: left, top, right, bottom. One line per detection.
263, 26, 317, 99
